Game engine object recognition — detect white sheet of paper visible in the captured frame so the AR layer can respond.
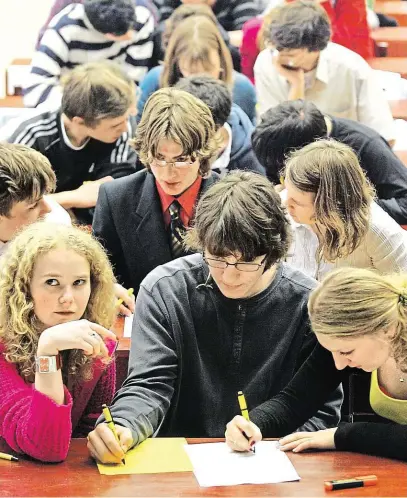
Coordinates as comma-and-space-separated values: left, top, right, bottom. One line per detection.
123, 314, 133, 338
184, 441, 300, 487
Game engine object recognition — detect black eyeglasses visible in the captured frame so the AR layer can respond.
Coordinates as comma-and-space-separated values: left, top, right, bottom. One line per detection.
203, 256, 267, 273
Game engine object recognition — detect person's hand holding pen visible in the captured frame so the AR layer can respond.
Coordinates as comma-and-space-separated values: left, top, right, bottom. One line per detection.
114, 284, 135, 317
87, 414, 134, 464
225, 415, 262, 452
225, 391, 262, 453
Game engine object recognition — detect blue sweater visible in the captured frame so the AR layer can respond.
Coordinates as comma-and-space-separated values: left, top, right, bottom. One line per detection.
137, 66, 257, 124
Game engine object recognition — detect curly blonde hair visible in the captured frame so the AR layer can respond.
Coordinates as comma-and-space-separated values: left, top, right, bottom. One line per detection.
0, 222, 117, 382
309, 268, 407, 373
132, 87, 219, 176
285, 139, 375, 262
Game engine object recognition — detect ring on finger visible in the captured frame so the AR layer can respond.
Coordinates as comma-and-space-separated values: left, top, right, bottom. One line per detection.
89, 331, 99, 339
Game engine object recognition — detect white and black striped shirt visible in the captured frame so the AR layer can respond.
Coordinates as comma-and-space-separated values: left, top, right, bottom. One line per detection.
157, 0, 260, 31
24, 3, 154, 108
0, 109, 138, 192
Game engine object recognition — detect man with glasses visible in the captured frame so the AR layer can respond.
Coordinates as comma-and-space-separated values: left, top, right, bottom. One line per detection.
88, 170, 342, 463
92, 88, 220, 298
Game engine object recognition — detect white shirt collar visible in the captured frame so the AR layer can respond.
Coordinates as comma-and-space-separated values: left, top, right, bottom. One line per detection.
211, 122, 233, 177
60, 115, 90, 150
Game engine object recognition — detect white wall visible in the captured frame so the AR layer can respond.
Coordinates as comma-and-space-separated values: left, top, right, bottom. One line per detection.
0, 0, 54, 97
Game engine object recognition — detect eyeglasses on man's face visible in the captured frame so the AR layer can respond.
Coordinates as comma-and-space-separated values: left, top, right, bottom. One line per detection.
203, 255, 267, 272
151, 157, 196, 169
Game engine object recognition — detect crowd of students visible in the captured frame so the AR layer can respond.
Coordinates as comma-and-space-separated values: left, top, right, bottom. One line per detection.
0, 0, 406, 466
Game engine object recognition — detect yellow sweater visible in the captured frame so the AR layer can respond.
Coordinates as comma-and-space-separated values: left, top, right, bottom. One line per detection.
370, 370, 407, 425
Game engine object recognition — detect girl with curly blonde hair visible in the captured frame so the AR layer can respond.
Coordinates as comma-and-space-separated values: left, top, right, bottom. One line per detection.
0, 222, 118, 463
283, 139, 407, 280
225, 267, 407, 461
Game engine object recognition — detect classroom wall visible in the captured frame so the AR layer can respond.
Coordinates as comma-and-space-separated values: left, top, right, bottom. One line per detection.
0, 0, 54, 97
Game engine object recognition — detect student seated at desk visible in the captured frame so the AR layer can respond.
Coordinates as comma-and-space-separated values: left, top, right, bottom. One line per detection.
24, 0, 154, 109
254, 1, 395, 145
87, 171, 342, 465
0, 61, 138, 225
253, 100, 407, 225
283, 140, 407, 280
137, 16, 257, 124
0, 223, 118, 462
92, 87, 220, 297
226, 267, 407, 462
0, 143, 71, 257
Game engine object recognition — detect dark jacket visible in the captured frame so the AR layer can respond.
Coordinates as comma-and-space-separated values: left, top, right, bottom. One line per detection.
99, 255, 342, 444
92, 170, 218, 295
222, 103, 265, 175
330, 116, 407, 224
250, 343, 407, 461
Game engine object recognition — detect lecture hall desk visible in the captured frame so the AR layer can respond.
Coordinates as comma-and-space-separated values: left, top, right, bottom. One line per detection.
1, 438, 406, 497
371, 27, 407, 57
376, 1, 407, 27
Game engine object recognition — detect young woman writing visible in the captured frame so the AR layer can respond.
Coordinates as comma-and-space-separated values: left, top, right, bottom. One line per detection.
226, 267, 407, 461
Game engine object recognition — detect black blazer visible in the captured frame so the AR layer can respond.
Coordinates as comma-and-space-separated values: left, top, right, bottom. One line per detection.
92, 169, 219, 295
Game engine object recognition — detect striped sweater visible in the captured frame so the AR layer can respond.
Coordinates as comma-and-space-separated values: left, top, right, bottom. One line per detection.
24, 3, 154, 108
0, 109, 138, 193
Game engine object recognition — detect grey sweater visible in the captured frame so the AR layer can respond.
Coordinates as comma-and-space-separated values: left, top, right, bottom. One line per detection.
104, 254, 342, 446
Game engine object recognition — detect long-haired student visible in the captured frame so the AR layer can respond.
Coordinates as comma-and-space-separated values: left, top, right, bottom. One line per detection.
0, 223, 117, 462
284, 140, 407, 280
226, 267, 407, 461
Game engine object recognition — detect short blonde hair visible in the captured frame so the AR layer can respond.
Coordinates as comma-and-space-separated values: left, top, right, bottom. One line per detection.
0, 143, 56, 216
160, 16, 233, 88
309, 268, 407, 373
285, 139, 375, 262
61, 61, 135, 127
132, 87, 219, 176
0, 222, 116, 382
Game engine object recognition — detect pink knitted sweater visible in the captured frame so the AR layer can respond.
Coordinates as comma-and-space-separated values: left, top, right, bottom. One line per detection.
0, 341, 116, 462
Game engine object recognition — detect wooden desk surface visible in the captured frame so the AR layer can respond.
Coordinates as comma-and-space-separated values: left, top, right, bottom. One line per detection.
112, 316, 129, 356
389, 99, 407, 119
371, 27, 407, 56
1, 438, 406, 497
368, 56, 407, 78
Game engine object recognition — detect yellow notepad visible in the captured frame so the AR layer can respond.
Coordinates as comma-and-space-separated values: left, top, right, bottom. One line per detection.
97, 437, 193, 475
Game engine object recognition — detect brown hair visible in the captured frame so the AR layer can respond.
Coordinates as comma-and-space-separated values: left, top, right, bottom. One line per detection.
285, 139, 374, 262
185, 171, 291, 268
160, 16, 233, 88
61, 61, 135, 127
132, 87, 219, 176
0, 143, 56, 217
309, 268, 407, 373
162, 4, 218, 49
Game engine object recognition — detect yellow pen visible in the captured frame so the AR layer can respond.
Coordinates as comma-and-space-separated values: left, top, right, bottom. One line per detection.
237, 391, 255, 453
102, 404, 126, 464
116, 287, 134, 308
0, 452, 18, 462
